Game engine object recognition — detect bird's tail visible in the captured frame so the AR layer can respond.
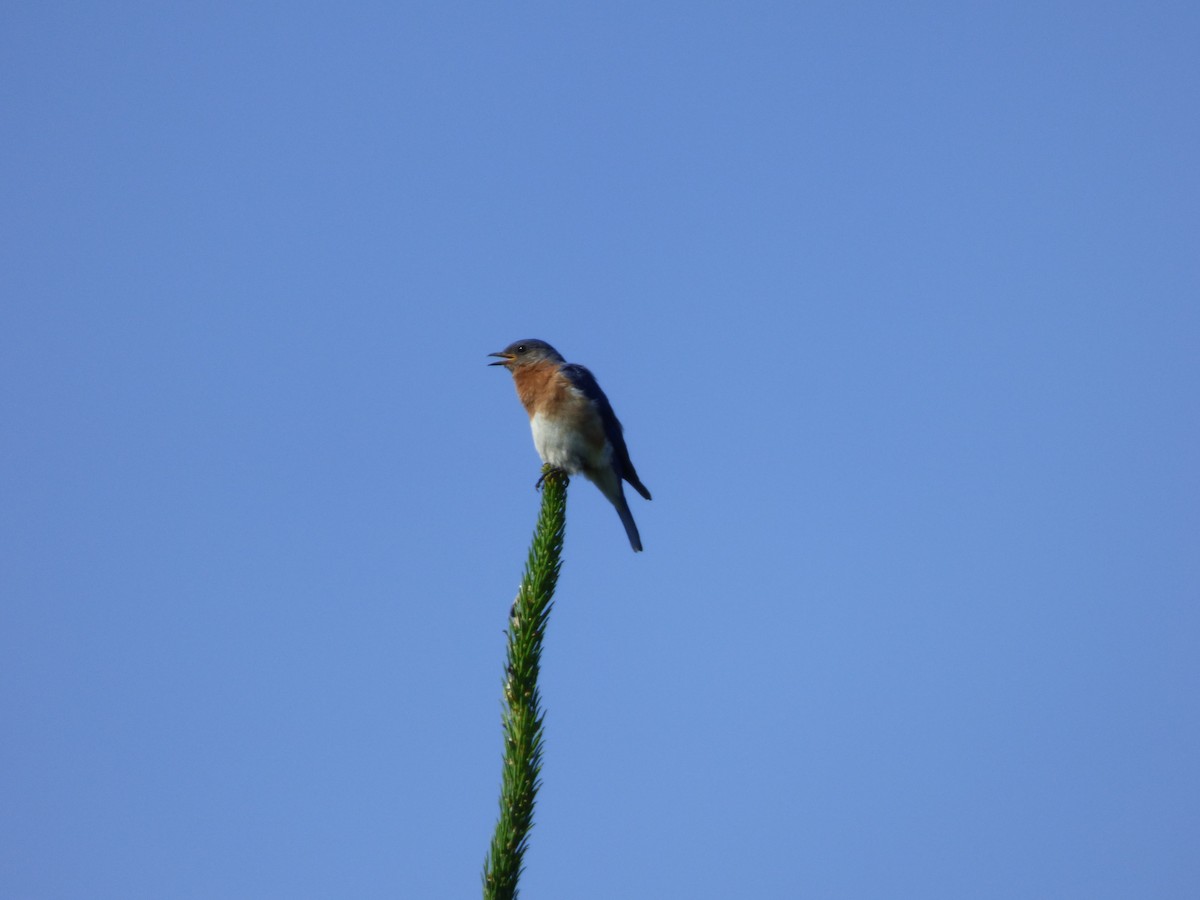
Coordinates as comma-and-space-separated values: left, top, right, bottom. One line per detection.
593, 469, 644, 552
614, 492, 643, 552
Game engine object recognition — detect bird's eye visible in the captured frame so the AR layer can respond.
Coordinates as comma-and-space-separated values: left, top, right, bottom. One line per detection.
515, 345, 526, 353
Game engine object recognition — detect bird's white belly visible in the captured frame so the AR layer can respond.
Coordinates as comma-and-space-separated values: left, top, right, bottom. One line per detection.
530, 412, 606, 473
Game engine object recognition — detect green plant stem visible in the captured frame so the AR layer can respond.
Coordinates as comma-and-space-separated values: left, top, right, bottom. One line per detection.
483, 465, 568, 900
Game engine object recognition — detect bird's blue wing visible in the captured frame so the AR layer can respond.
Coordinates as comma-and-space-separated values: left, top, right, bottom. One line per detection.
560, 363, 650, 499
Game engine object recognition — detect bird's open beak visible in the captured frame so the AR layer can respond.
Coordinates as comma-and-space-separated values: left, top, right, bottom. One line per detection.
488, 351, 515, 366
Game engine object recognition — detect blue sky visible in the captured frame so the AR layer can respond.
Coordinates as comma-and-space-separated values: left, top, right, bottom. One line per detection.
2, 3, 1197, 897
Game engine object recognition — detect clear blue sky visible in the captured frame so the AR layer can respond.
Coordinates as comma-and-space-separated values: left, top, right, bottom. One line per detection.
2, 3, 1197, 897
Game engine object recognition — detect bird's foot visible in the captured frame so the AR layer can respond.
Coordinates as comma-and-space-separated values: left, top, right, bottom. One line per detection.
535, 466, 569, 490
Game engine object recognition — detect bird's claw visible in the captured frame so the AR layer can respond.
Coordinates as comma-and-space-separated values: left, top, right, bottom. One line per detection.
535, 466, 567, 491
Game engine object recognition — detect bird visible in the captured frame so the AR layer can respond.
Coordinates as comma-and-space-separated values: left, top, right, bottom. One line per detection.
489, 339, 651, 551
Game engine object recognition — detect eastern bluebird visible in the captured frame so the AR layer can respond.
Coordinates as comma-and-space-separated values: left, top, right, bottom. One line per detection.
489, 339, 652, 552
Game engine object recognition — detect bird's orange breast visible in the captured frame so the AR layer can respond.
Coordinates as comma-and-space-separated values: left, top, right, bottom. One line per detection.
511, 362, 573, 419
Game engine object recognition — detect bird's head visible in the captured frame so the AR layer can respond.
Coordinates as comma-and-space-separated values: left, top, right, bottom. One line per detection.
488, 339, 565, 370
